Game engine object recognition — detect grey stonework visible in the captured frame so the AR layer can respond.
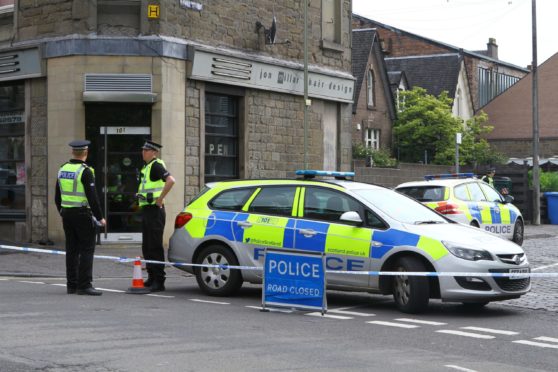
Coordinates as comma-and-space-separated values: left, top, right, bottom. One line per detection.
489, 139, 558, 159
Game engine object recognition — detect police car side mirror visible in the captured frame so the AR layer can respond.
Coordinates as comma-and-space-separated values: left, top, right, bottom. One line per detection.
340, 211, 363, 225
503, 195, 514, 204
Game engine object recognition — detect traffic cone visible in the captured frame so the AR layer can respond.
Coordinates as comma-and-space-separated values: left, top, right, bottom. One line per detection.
126, 257, 151, 294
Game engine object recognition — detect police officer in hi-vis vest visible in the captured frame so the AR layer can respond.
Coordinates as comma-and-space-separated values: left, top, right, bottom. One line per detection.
55, 140, 106, 296
137, 140, 175, 292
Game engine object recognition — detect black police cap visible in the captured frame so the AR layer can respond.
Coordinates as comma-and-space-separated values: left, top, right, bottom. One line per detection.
69, 140, 90, 150
142, 140, 162, 151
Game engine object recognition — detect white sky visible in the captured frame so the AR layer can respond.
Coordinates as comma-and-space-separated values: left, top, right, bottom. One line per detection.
352, 0, 556, 68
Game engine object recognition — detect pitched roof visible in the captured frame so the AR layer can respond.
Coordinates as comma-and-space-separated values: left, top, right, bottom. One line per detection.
351, 28, 377, 109
385, 54, 461, 98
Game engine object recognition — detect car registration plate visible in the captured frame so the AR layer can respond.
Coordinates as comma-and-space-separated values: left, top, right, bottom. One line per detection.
509, 268, 529, 280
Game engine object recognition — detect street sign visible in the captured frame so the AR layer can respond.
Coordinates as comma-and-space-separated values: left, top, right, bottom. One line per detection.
262, 248, 326, 314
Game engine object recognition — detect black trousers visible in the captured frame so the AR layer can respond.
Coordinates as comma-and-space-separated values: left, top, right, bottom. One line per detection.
61, 208, 96, 290
141, 205, 166, 283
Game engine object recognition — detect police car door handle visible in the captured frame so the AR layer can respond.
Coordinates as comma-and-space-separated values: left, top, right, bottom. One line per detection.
371, 241, 383, 247
299, 229, 317, 237
237, 221, 252, 228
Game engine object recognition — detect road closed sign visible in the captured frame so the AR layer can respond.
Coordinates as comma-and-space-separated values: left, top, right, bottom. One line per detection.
262, 248, 326, 313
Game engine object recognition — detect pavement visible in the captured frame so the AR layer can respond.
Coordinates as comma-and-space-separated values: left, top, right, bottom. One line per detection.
1, 224, 557, 311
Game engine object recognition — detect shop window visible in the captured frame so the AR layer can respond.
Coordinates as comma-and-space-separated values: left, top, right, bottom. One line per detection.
205, 93, 239, 183
97, 0, 141, 36
365, 128, 380, 150
0, 82, 25, 217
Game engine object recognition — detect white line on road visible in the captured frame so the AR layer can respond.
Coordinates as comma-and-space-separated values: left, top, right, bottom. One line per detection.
328, 308, 376, 317
306, 312, 353, 320
245, 305, 294, 313
147, 293, 175, 298
532, 262, 558, 271
190, 298, 230, 305
436, 330, 495, 339
51, 284, 66, 287
367, 320, 419, 329
460, 326, 519, 335
395, 318, 446, 326
512, 340, 558, 349
445, 365, 478, 372
534, 336, 558, 343
96, 287, 125, 293
19, 280, 45, 284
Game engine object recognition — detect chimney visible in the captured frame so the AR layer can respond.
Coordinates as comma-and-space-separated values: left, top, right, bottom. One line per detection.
487, 38, 498, 59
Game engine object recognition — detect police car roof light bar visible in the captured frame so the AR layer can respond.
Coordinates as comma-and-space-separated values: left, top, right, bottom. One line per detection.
295, 170, 355, 180
424, 172, 475, 181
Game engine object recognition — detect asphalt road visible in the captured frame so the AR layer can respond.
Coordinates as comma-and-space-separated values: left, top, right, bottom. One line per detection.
1, 225, 557, 371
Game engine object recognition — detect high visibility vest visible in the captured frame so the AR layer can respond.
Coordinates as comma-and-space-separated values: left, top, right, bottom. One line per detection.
58, 163, 92, 208
482, 175, 494, 187
138, 159, 166, 207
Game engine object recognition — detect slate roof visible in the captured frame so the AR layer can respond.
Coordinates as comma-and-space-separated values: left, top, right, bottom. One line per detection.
385, 54, 461, 98
351, 28, 377, 110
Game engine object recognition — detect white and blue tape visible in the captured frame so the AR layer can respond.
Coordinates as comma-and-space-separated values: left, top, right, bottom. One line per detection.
1, 244, 557, 278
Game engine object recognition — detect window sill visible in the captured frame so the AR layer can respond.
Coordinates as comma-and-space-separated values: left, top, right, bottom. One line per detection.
367, 105, 376, 110
320, 39, 344, 53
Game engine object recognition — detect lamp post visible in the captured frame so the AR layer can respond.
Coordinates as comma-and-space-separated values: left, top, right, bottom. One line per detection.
303, 0, 309, 169
532, 0, 540, 225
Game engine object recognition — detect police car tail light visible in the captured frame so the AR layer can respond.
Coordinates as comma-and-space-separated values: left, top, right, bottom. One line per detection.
434, 202, 462, 215
174, 212, 193, 229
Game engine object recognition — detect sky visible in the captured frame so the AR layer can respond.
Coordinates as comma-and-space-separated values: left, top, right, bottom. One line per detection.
352, 0, 556, 68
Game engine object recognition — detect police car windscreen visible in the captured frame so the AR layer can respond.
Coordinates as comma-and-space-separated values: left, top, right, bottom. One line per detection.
353, 188, 447, 224
395, 186, 446, 202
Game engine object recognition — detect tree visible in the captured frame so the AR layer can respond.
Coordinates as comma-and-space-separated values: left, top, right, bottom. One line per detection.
394, 87, 504, 166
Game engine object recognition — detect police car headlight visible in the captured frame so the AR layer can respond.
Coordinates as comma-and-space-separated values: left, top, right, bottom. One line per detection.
442, 241, 494, 261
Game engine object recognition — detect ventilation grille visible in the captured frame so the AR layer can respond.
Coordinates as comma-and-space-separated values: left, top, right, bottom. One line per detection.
84, 74, 152, 92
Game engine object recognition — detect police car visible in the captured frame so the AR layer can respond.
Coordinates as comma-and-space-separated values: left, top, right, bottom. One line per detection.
169, 170, 530, 313
395, 173, 524, 246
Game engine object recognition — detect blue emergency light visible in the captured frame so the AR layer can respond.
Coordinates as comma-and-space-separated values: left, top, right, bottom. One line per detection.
296, 170, 355, 180
424, 173, 475, 181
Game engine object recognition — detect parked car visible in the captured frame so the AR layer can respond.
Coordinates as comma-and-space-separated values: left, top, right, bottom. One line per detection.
169, 170, 530, 313
395, 173, 524, 246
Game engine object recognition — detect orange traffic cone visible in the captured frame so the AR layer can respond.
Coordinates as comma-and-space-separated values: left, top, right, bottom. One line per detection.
126, 257, 151, 294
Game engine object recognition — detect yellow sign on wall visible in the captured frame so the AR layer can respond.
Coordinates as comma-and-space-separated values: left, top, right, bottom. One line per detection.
148, 4, 160, 19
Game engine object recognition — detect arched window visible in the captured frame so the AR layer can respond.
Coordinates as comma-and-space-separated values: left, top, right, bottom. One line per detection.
367, 69, 375, 107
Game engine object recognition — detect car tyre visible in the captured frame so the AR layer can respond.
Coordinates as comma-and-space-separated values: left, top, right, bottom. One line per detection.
470, 220, 480, 228
392, 256, 430, 314
195, 244, 243, 296
512, 219, 524, 246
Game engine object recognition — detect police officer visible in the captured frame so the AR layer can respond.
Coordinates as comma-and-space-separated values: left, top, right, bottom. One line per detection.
55, 140, 106, 295
137, 140, 175, 292
481, 168, 496, 187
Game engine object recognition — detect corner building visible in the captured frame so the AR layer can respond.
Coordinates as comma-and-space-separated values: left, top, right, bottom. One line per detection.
0, 1, 354, 243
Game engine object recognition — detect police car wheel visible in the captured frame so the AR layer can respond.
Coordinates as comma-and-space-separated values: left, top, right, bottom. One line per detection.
470, 220, 480, 228
512, 219, 524, 246
392, 256, 430, 314
195, 245, 243, 296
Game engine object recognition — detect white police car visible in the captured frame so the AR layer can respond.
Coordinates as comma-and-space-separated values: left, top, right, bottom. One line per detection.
395, 173, 524, 245
169, 170, 530, 313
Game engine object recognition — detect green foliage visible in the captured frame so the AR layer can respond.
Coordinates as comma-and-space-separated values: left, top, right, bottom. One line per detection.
352, 143, 397, 167
529, 170, 558, 191
394, 87, 505, 166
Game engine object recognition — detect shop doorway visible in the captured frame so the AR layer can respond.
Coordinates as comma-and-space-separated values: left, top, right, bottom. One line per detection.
85, 104, 151, 243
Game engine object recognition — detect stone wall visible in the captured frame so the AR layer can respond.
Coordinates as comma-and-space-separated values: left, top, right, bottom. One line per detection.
356, 163, 454, 188
489, 139, 558, 159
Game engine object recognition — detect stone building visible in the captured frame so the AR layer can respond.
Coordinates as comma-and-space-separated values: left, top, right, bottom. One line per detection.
0, 0, 355, 243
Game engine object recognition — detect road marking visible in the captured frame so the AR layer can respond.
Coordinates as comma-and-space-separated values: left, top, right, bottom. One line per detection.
306, 312, 353, 320
367, 321, 419, 329
147, 293, 175, 298
190, 298, 230, 305
245, 305, 294, 313
19, 280, 45, 284
96, 287, 125, 293
532, 262, 558, 271
51, 283, 67, 287
436, 330, 495, 339
534, 336, 558, 343
445, 365, 478, 372
460, 326, 519, 336
513, 340, 558, 349
0, 278, 7, 281
395, 318, 446, 326
328, 308, 375, 317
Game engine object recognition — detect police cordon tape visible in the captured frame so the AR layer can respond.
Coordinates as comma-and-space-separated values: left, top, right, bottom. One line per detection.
1, 244, 558, 278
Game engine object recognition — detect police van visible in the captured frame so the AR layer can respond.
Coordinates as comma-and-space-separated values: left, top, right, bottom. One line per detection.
169, 170, 530, 313
395, 173, 524, 245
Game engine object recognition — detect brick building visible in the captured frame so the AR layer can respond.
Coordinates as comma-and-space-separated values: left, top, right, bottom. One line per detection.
482, 53, 558, 158
0, 0, 355, 243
